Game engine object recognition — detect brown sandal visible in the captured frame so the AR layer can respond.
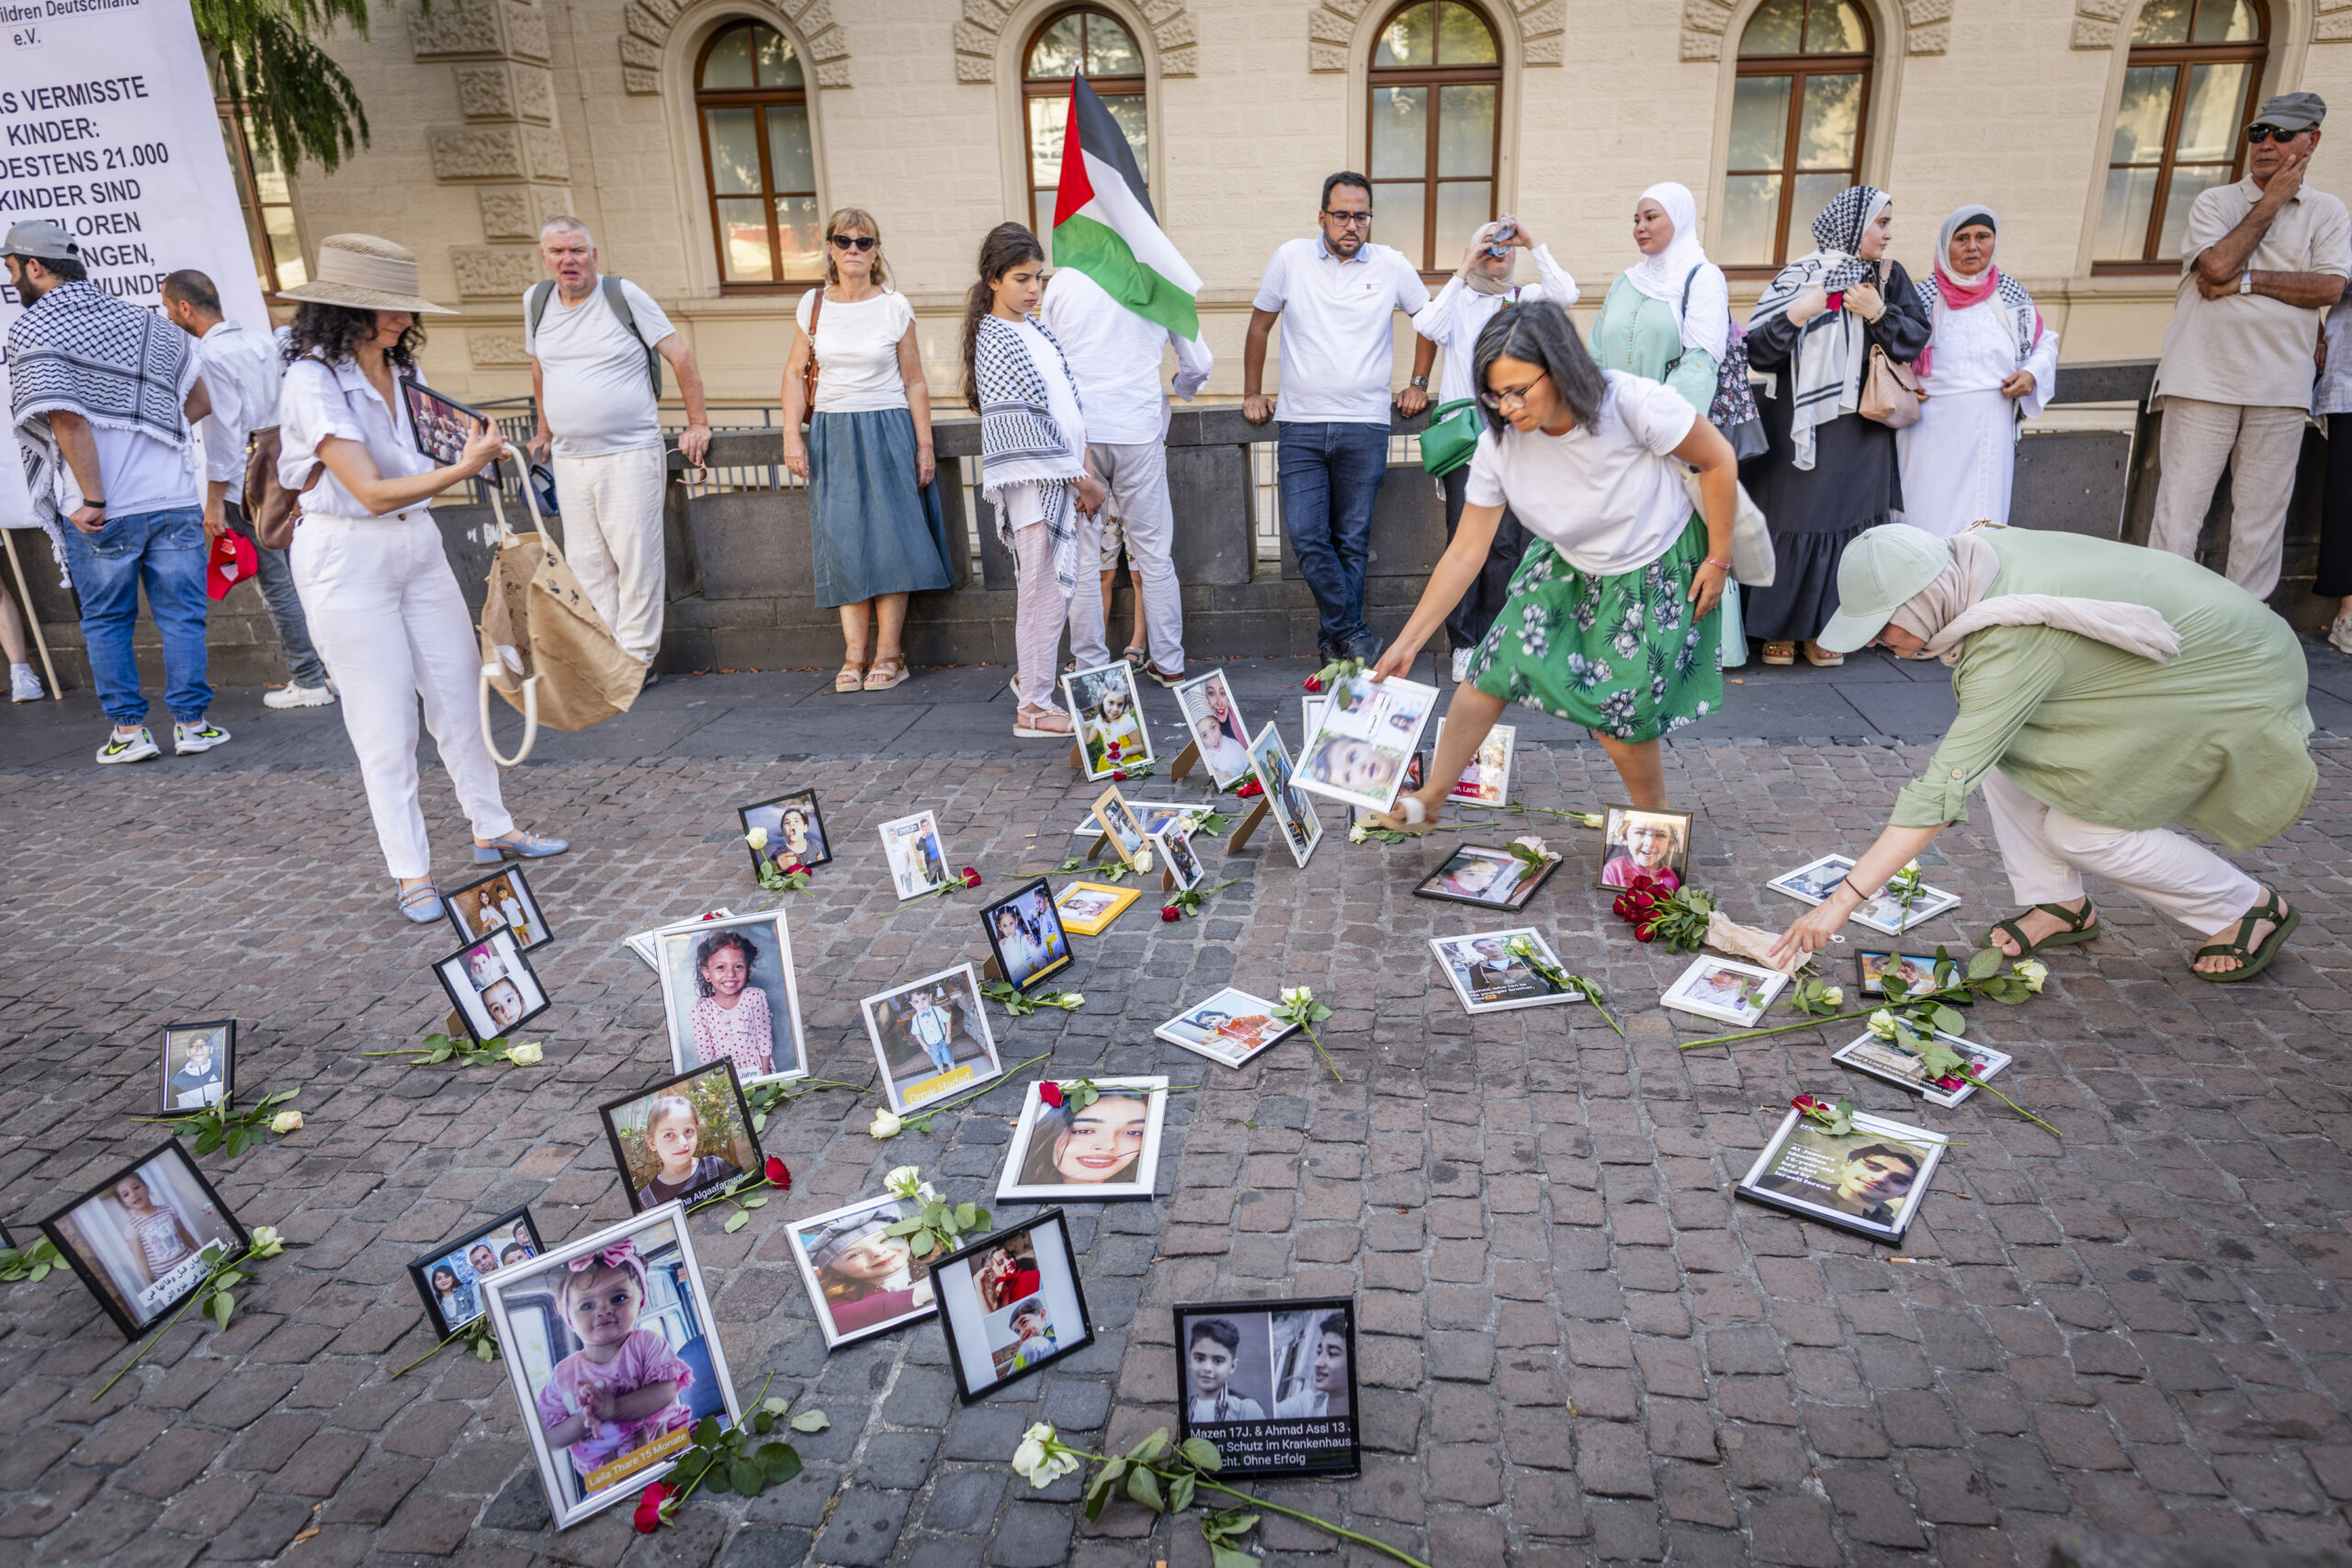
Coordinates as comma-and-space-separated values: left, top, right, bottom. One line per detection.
834, 662, 865, 694
1761, 641, 1796, 665
864, 658, 910, 692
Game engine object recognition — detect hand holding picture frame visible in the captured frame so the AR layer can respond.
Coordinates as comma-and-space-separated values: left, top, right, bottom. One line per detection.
930, 1211, 1096, 1402
652, 909, 809, 1087
159, 1020, 234, 1116
401, 378, 492, 468
1736, 1106, 1947, 1244
409, 1204, 546, 1339
597, 1061, 764, 1214
1767, 853, 1960, 936
995, 1077, 1170, 1202
1064, 660, 1154, 779
40, 1140, 249, 1339
859, 963, 1005, 1113
1293, 671, 1436, 814
1174, 1297, 1361, 1479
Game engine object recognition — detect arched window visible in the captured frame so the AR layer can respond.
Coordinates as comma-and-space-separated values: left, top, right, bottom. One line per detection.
695, 20, 820, 289
1024, 7, 1148, 247
2094, 0, 2267, 270
1367, 1, 1500, 274
1722, 0, 1872, 272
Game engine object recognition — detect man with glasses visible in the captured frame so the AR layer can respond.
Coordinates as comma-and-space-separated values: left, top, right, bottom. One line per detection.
1242, 173, 1431, 662
2149, 91, 2349, 603
525, 216, 714, 677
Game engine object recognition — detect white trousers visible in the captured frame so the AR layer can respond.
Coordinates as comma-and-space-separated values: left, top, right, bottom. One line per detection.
1980, 768, 2256, 936
290, 513, 514, 880
551, 444, 668, 662
1089, 437, 1184, 671
2147, 397, 2304, 601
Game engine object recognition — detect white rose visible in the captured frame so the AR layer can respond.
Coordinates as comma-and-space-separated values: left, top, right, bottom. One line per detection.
269, 1111, 304, 1134
1347, 823, 1369, 844
1060, 993, 1084, 1008
246, 1224, 286, 1260
505, 1041, 544, 1066
869, 1109, 903, 1139
1866, 1010, 1898, 1039
746, 826, 769, 851
884, 1165, 924, 1200
1012, 1422, 1072, 1487
1820, 986, 1844, 1008
2014, 959, 2048, 994
1136, 850, 1153, 873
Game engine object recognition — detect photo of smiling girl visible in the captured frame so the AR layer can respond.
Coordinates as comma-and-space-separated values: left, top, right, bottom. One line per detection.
598, 1064, 763, 1214
997, 1077, 1168, 1201
655, 910, 808, 1088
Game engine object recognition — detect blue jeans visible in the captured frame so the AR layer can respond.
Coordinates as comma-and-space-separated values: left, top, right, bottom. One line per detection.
225, 502, 329, 688
1276, 421, 1391, 654
61, 504, 210, 726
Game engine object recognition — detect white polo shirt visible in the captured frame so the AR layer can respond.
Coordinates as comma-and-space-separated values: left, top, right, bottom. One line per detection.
1252, 237, 1430, 424
191, 319, 284, 506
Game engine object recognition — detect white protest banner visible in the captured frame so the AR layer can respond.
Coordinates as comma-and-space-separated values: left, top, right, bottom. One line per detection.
0, 0, 268, 528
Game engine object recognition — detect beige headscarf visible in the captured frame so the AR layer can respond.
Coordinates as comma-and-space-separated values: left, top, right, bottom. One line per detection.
1890, 529, 2183, 667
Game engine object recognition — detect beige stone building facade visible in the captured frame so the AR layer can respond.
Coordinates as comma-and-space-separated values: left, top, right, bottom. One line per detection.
241, 0, 2352, 411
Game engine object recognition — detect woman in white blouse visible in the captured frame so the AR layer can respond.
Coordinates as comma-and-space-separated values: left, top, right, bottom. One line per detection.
277, 234, 570, 924
1894, 207, 2059, 536
780, 208, 954, 694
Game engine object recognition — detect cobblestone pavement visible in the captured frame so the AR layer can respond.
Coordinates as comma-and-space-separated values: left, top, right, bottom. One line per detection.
2, 732, 2350, 1568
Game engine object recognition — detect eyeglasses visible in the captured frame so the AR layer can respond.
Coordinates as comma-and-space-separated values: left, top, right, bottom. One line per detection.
828, 234, 877, 251
1478, 371, 1549, 412
2246, 124, 2304, 143
1321, 209, 1374, 228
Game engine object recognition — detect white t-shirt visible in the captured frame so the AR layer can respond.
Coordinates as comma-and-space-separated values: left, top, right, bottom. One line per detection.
1039, 265, 1210, 446
1463, 370, 1699, 576
1252, 237, 1430, 424
521, 277, 677, 457
92, 424, 199, 516
797, 288, 915, 414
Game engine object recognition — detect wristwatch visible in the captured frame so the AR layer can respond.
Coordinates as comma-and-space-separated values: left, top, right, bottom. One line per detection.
2241, 269, 2255, 295
1409, 375, 1430, 389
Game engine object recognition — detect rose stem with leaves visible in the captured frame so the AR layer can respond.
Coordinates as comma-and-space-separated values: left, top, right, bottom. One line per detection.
1062, 1437, 1433, 1568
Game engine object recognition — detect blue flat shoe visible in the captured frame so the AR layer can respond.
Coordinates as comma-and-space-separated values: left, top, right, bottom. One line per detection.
399, 883, 444, 924
474, 829, 570, 863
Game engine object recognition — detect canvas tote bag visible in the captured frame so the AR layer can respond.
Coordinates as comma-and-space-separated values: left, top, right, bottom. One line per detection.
478, 451, 643, 764
1679, 466, 1776, 588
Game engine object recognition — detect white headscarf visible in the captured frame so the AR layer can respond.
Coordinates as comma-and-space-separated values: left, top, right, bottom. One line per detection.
1625, 182, 1728, 364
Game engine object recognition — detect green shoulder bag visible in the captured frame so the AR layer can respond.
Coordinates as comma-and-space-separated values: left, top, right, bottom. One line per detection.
1418, 399, 1483, 479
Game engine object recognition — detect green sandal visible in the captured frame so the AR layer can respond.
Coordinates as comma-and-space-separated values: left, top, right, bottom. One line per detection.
1989, 900, 2099, 959
2193, 890, 2300, 984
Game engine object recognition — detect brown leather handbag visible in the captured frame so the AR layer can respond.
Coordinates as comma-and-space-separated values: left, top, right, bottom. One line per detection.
1859, 346, 1924, 428
242, 426, 320, 550
797, 286, 823, 426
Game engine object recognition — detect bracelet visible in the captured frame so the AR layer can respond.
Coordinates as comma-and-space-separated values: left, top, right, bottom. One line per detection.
1840, 876, 1874, 902
1702, 556, 1732, 571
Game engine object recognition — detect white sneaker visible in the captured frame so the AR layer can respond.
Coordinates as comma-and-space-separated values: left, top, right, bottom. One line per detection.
264, 680, 336, 709
1451, 648, 1472, 684
9, 663, 40, 703
173, 719, 232, 755
96, 727, 159, 764
2330, 615, 2352, 656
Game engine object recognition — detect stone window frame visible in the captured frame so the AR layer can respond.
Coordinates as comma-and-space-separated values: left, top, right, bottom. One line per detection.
695, 16, 824, 290
1332, 0, 1529, 259
1020, 6, 1152, 246
989, 0, 1169, 235
1363, 1, 1508, 276
1723, 0, 1876, 276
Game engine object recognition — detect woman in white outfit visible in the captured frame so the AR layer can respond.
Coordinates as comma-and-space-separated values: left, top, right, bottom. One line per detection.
1894, 207, 2060, 536
277, 234, 570, 923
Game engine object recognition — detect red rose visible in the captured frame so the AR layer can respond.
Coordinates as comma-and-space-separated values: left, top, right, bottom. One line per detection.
1792, 1095, 1826, 1114
633, 1483, 673, 1533
1303, 675, 1323, 694
1160, 906, 1181, 922
1634, 922, 1657, 943
961, 867, 982, 887
764, 1156, 792, 1191
1106, 740, 1122, 758
1237, 780, 1263, 798
1038, 1082, 1065, 1108
782, 863, 807, 877
1112, 771, 1128, 781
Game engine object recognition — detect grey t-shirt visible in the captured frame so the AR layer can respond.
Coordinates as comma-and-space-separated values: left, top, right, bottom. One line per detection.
523, 277, 676, 457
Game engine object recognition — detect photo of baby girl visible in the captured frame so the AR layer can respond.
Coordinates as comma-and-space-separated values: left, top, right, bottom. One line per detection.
480, 1213, 740, 1527
788, 1194, 940, 1348
1412, 844, 1549, 909
41, 1142, 247, 1337
655, 910, 808, 1088
598, 1063, 763, 1214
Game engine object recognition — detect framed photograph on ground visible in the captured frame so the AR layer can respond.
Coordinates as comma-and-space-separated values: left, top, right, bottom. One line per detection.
480, 1206, 741, 1529
1064, 660, 1153, 778
158, 1020, 234, 1115
446, 865, 551, 952
786, 1192, 939, 1349
626, 910, 732, 970
1155, 987, 1297, 1070
1736, 1106, 1947, 1244
1055, 882, 1138, 936
409, 1205, 545, 1339
1429, 929, 1582, 1014
1412, 845, 1555, 911
1351, 753, 1424, 828
932, 1211, 1095, 1401
1301, 694, 1326, 739
1246, 724, 1322, 869
860, 963, 1004, 1114
879, 810, 951, 901
982, 879, 1073, 992
1069, 801, 1189, 838
1173, 671, 1254, 788
1599, 806, 1692, 890
1153, 821, 1206, 892
1660, 957, 1789, 1027
653, 909, 808, 1087
1832, 1028, 2014, 1109
738, 790, 832, 875
401, 378, 490, 467
597, 1061, 763, 1214
1767, 853, 1961, 935
432, 928, 551, 1043
40, 1140, 248, 1339
1292, 671, 1437, 815
1432, 718, 1515, 807
1173, 1298, 1360, 1479
995, 1077, 1169, 1202
1090, 786, 1150, 868
1856, 950, 1970, 1003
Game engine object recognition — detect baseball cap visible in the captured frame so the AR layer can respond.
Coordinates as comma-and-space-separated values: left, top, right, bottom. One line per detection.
208, 529, 259, 602
2253, 91, 2327, 133
1, 220, 78, 261
1814, 525, 1953, 655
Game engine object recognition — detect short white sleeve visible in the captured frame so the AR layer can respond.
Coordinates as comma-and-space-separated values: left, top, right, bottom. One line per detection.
1463, 428, 1506, 509
1612, 373, 1701, 456
616, 277, 678, 346
1252, 244, 1294, 313
1390, 252, 1432, 313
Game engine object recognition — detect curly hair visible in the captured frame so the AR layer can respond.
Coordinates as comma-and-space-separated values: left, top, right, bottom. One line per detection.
693, 931, 759, 998
283, 300, 424, 371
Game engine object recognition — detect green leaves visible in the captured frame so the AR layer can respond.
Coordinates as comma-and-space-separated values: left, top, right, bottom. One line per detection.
643, 1373, 808, 1529
884, 1188, 989, 1262
787, 1409, 829, 1433
195, 0, 375, 175
0, 1234, 65, 1283
146, 1089, 300, 1159
1202, 1507, 1264, 1568
1179, 1437, 1223, 1472
1125, 1465, 1165, 1510
1966, 944, 2002, 982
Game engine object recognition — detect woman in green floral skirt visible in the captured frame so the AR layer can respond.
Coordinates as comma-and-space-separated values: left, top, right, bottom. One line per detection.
1369, 302, 1737, 820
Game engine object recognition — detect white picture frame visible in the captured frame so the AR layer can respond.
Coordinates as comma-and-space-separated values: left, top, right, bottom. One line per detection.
1660, 956, 1789, 1026
1428, 927, 1584, 1014
785, 1190, 941, 1349
878, 810, 951, 901
994, 1077, 1170, 1202
1291, 671, 1438, 815
858, 962, 1005, 1114
1063, 660, 1154, 780
1831, 1028, 2015, 1110
1431, 718, 1515, 808
1735, 1107, 1949, 1244
1766, 853, 1960, 936
652, 908, 809, 1088
1172, 670, 1255, 789
1245, 723, 1322, 869
1153, 987, 1298, 1070
1153, 821, 1206, 892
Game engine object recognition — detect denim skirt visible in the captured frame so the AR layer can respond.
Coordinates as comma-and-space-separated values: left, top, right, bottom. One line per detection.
808, 406, 956, 608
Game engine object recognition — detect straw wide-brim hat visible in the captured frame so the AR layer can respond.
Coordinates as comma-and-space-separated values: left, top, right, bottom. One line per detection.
277, 233, 458, 315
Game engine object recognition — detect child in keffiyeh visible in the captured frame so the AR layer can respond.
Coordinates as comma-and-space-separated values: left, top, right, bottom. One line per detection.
535, 1240, 694, 1483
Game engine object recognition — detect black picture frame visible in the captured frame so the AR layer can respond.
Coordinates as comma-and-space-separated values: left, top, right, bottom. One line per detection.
1173, 1296, 1362, 1479
979, 877, 1074, 992
407, 1203, 547, 1339
1597, 805, 1694, 891
157, 1019, 236, 1118
930, 1210, 1096, 1403
596, 1060, 765, 1215
443, 864, 553, 953
738, 789, 834, 877
1855, 949, 1973, 1004
400, 378, 492, 467
1410, 844, 1560, 911
430, 928, 552, 1044
40, 1139, 252, 1340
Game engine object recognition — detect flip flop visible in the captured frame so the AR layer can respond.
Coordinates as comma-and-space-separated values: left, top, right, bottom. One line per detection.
2193, 890, 2300, 983
1989, 901, 2098, 959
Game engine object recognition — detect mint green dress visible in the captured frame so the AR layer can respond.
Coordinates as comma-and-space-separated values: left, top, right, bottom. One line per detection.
1588, 274, 1744, 665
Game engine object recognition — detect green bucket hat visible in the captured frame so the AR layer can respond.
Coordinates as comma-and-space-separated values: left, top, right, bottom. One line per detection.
1816, 525, 1954, 654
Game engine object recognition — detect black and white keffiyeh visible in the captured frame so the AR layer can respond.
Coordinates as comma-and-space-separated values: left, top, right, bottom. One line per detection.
1747, 186, 1893, 470
975, 312, 1086, 598
7, 280, 197, 539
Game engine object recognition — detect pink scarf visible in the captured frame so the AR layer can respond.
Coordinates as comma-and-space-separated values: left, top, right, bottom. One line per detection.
1916, 264, 2043, 379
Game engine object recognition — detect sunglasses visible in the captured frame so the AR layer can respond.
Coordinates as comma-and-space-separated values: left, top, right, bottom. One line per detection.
828, 234, 877, 251
1321, 209, 1374, 227
2246, 124, 2306, 143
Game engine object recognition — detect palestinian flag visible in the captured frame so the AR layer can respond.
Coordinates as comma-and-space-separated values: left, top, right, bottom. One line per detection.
1051, 74, 1202, 342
